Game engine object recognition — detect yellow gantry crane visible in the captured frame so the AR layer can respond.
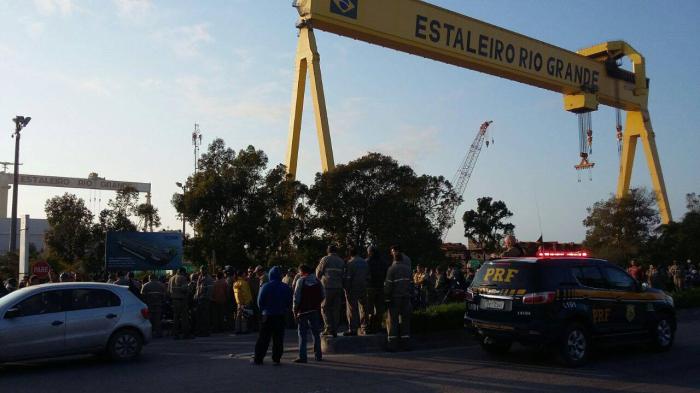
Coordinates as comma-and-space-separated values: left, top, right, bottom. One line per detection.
286, 0, 672, 224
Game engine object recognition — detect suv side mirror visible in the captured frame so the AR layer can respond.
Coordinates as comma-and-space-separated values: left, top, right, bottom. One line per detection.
4, 307, 20, 319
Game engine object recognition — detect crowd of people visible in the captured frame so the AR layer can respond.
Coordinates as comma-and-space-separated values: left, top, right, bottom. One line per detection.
2, 242, 697, 365
627, 259, 699, 291
0, 243, 418, 364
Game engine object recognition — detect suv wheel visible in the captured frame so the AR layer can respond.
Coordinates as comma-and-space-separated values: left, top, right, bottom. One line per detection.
479, 336, 512, 355
559, 323, 589, 367
108, 329, 143, 361
650, 316, 675, 352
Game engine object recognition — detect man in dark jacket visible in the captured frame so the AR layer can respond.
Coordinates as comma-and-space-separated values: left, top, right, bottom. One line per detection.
253, 266, 292, 365
366, 245, 387, 334
293, 264, 325, 363
385, 245, 413, 351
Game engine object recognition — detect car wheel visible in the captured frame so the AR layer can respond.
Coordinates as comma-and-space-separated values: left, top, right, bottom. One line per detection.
559, 323, 589, 367
479, 336, 512, 355
108, 329, 143, 361
650, 316, 675, 352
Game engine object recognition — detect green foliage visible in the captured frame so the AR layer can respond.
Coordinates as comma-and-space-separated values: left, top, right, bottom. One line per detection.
462, 197, 514, 257
308, 152, 460, 264
583, 188, 660, 265
411, 302, 465, 334
44, 193, 102, 274
43, 189, 159, 276
673, 288, 700, 309
174, 139, 305, 269
98, 187, 139, 232
687, 193, 700, 213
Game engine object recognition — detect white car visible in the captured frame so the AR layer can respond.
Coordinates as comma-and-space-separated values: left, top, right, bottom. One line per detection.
0, 282, 151, 363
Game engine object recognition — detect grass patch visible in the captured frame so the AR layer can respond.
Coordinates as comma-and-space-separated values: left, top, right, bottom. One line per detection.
672, 288, 700, 309
411, 302, 465, 335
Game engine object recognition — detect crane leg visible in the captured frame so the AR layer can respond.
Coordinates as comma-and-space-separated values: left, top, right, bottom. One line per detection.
285, 27, 334, 180
616, 109, 672, 224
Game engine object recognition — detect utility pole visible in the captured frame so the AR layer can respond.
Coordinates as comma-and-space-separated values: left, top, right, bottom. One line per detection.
175, 182, 186, 236
9, 116, 30, 254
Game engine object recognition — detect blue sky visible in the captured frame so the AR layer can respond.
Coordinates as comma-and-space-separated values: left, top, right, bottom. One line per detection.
1, 0, 698, 244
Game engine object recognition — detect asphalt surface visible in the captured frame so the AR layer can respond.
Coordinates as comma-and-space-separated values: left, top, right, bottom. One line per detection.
2, 310, 700, 393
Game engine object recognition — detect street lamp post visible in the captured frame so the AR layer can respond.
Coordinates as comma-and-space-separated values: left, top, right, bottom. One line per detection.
9, 116, 30, 253
176, 182, 186, 235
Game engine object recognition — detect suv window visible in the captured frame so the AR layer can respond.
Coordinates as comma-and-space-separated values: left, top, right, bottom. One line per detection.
540, 265, 577, 290
11, 290, 66, 317
603, 266, 637, 291
572, 266, 607, 289
70, 289, 121, 311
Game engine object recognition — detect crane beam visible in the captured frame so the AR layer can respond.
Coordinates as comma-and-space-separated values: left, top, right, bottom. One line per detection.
294, 0, 645, 110
287, 0, 672, 223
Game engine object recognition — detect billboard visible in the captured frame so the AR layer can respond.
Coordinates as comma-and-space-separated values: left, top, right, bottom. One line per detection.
105, 232, 183, 271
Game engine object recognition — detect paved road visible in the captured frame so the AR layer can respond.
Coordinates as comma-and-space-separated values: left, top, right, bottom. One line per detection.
2, 310, 699, 393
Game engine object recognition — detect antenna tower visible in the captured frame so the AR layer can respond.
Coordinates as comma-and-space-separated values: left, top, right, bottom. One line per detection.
192, 124, 202, 173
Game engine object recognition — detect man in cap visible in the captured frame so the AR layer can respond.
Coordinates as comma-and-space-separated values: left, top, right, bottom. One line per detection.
316, 244, 346, 337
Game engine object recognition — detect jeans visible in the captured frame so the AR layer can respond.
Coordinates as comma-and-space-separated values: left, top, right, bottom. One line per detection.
297, 310, 322, 361
254, 315, 286, 363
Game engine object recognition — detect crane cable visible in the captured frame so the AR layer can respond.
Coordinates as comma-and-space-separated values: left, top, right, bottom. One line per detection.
576, 112, 593, 182
616, 108, 624, 157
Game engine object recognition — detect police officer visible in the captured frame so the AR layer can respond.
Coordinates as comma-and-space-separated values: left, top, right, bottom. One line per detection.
141, 274, 166, 338
316, 244, 346, 337
195, 266, 215, 337
343, 245, 368, 336
385, 244, 412, 351
168, 267, 192, 339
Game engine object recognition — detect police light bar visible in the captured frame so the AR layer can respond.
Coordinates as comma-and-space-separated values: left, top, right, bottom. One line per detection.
537, 251, 588, 257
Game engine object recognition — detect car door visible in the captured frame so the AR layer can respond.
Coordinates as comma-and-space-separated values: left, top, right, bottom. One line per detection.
0, 289, 68, 361
601, 265, 646, 333
571, 264, 615, 334
65, 288, 123, 350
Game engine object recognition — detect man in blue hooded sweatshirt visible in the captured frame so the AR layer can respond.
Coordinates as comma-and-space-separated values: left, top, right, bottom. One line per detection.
253, 266, 292, 365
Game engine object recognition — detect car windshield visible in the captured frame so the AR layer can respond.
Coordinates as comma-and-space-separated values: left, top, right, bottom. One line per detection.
471, 260, 539, 291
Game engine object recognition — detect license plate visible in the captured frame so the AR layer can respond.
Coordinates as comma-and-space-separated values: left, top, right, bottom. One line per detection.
480, 298, 505, 310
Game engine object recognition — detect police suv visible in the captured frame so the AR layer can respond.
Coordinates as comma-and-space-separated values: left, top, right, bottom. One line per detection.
464, 253, 676, 366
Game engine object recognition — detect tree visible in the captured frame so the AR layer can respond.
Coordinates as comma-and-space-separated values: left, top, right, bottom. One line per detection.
308, 152, 460, 264
687, 193, 700, 213
98, 187, 139, 233
44, 193, 100, 273
173, 139, 305, 269
462, 197, 515, 258
582, 188, 660, 265
135, 202, 161, 232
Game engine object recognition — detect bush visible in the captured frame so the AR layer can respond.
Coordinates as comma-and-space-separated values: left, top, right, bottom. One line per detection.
673, 288, 700, 309
411, 302, 465, 335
